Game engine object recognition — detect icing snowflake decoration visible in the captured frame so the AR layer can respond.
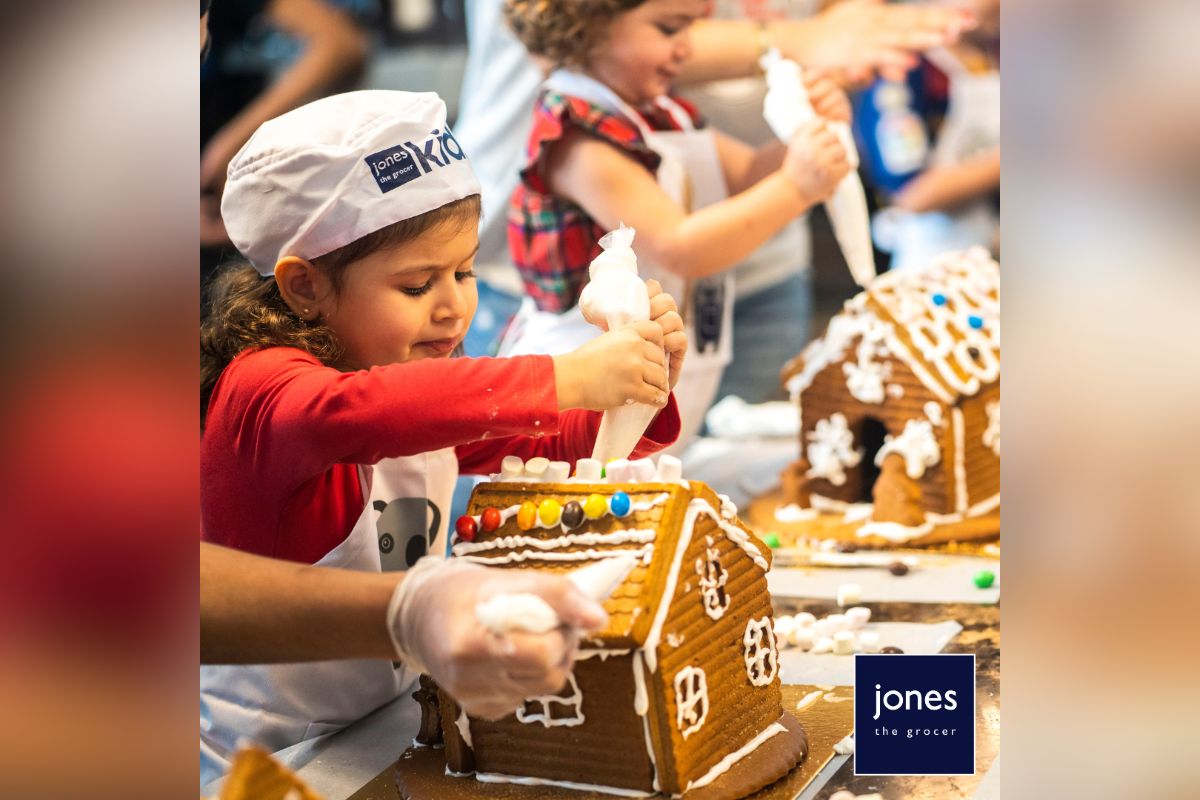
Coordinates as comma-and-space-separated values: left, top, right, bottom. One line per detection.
875, 419, 942, 479
743, 617, 779, 687
694, 536, 729, 621
983, 400, 1000, 456
673, 666, 709, 739
805, 413, 863, 486
842, 322, 892, 404
516, 673, 584, 727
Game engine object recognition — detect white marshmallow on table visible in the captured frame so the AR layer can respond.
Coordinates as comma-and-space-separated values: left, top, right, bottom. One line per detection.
812, 618, 838, 639
543, 461, 571, 483
524, 457, 550, 479
836, 582, 862, 607
858, 631, 881, 653
833, 630, 856, 655
630, 458, 656, 482
845, 606, 871, 630
789, 627, 815, 651
574, 458, 602, 482
606, 458, 633, 482
811, 636, 834, 655
829, 791, 857, 800
794, 611, 817, 628
500, 455, 524, 479
656, 454, 683, 482
773, 615, 796, 639
826, 613, 849, 633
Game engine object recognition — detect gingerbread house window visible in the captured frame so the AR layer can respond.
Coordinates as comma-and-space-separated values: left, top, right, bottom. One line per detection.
743, 617, 779, 687
695, 536, 729, 621
673, 666, 709, 739
516, 673, 584, 728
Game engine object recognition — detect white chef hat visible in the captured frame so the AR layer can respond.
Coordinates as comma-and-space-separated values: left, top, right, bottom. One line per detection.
221, 90, 481, 275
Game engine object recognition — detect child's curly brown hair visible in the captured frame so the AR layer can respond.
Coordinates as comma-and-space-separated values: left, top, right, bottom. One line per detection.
505, 0, 645, 68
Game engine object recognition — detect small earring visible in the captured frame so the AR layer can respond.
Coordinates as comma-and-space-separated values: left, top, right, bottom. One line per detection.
302, 307, 310, 316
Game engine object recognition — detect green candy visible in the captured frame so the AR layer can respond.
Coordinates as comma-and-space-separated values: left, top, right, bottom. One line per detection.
763, 532, 782, 549
973, 569, 995, 589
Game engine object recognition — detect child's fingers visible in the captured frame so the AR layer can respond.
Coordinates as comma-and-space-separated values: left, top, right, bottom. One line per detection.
641, 338, 666, 368
629, 319, 664, 348
644, 278, 663, 298
648, 290, 678, 321
654, 309, 684, 338
663, 330, 688, 358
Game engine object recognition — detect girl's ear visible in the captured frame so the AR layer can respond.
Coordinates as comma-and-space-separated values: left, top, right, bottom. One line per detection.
274, 257, 325, 321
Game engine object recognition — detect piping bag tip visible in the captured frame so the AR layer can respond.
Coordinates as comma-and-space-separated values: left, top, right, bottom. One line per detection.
568, 555, 639, 603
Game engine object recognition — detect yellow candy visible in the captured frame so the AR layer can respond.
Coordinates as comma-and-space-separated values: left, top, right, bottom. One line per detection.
538, 499, 562, 526
583, 493, 608, 520
516, 501, 538, 531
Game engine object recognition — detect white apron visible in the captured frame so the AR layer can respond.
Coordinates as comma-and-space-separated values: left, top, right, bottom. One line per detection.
199, 448, 457, 781
876, 49, 1000, 271
500, 70, 734, 452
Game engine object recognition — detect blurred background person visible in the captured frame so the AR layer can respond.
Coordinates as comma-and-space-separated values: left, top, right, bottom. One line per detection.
201, 0, 369, 284
855, 0, 1000, 271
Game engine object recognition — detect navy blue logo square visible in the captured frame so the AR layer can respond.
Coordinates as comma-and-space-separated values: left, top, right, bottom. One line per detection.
364, 144, 422, 193
854, 654, 975, 775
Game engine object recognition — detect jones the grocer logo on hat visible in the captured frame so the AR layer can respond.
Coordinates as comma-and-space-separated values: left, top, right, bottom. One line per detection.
364, 127, 467, 193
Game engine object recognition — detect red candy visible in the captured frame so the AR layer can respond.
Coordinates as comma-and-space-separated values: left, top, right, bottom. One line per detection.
480, 507, 502, 533
455, 515, 478, 542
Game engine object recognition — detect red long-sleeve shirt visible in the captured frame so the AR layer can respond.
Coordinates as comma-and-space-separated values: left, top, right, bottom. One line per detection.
201, 347, 681, 563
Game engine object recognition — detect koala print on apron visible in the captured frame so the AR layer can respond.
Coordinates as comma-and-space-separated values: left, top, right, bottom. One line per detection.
200, 448, 457, 781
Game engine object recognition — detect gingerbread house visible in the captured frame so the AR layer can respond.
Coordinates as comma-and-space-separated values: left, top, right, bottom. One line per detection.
778, 247, 1000, 547
411, 455, 806, 799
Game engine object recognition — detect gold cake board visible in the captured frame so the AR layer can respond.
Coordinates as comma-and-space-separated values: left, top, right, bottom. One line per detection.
351, 685, 854, 800
747, 489, 1000, 551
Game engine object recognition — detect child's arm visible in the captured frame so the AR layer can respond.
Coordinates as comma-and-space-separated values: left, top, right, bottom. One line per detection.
893, 148, 1000, 213
544, 120, 847, 279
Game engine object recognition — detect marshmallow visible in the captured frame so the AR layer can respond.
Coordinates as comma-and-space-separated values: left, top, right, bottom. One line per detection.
836, 582, 862, 607
794, 612, 817, 628
500, 456, 524, 479
858, 631, 881, 653
656, 454, 683, 482
812, 618, 838, 639
523, 457, 549, 479
826, 613, 849, 633
845, 607, 871, 630
789, 627, 815, 651
543, 461, 571, 483
829, 791, 857, 800
773, 616, 796, 639
811, 636, 834, 655
574, 458, 602, 482
630, 458, 656, 482
606, 458, 632, 483
833, 630, 856, 655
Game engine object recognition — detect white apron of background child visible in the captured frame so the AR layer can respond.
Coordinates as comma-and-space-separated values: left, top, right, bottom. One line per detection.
875, 49, 1000, 271
199, 449, 456, 783
500, 70, 734, 452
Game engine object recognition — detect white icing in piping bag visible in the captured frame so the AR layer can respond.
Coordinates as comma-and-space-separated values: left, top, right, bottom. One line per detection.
475, 556, 638, 636
578, 225, 661, 463
760, 50, 875, 288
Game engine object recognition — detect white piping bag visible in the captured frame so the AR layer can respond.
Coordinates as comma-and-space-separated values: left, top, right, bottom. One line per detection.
760, 49, 876, 287
578, 225, 660, 464
476, 557, 638, 635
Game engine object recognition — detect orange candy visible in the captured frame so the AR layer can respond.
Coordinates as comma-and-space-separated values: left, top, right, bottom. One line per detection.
516, 501, 538, 531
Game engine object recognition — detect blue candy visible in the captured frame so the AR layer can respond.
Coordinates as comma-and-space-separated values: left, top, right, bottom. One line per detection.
931, 293, 947, 306
968, 315, 984, 329
609, 491, 632, 517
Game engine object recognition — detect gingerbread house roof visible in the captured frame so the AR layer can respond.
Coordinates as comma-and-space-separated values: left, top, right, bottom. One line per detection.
785, 247, 1000, 405
456, 478, 771, 649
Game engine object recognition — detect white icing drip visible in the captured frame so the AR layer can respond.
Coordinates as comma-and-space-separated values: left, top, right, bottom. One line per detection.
631, 650, 659, 792
983, 400, 1000, 456
460, 545, 653, 566
775, 503, 819, 522
809, 495, 867, 514
842, 323, 893, 404
842, 503, 874, 523
858, 520, 934, 543
718, 494, 738, 519
673, 666, 709, 739
455, 710, 473, 749
795, 690, 823, 711
924, 401, 945, 427
743, 617, 779, 686
474, 773, 654, 797
805, 413, 863, 486
695, 537, 730, 621
952, 408, 967, 511
833, 733, 856, 755
643, 498, 767, 673
576, 648, 631, 661
968, 493, 1000, 516
453, 528, 656, 556
516, 673, 584, 727
684, 720, 787, 791
886, 383, 905, 398
874, 419, 942, 479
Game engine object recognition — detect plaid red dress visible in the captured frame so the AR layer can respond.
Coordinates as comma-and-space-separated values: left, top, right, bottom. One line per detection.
508, 89, 705, 312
